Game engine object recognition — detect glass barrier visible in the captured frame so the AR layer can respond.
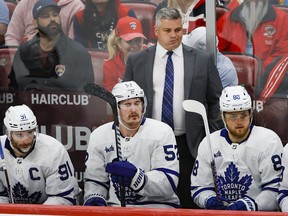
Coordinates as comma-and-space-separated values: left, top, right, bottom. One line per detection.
1, 0, 288, 194
215, 1, 288, 146
0, 46, 110, 189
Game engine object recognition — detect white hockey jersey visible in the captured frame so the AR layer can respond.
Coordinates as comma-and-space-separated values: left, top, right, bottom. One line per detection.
278, 144, 288, 212
84, 118, 180, 208
0, 134, 79, 205
191, 125, 283, 211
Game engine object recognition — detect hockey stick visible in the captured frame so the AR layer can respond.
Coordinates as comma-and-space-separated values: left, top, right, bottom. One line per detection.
182, 100, 221, 200
0, 140, 14, 203
84, 83, 126, 207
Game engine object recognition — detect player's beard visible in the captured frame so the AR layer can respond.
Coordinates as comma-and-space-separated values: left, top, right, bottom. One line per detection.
119, 112, 142, 131
10, 138, 34, 155
227, 123, 250, 140
38, 21, 61, 39
240, 0, 268, 36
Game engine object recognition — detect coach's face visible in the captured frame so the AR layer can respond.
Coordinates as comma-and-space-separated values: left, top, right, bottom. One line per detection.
155, 18, 183, 51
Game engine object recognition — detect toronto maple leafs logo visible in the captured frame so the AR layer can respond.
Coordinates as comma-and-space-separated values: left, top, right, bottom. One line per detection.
11, 182, 42, 204
218, 162, 252, 202
112, 181, 143, 204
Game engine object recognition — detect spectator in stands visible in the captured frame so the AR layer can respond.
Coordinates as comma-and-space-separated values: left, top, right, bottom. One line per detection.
191, 85, 283, 211
0, 104, 79, 204
217, 0, 288, 71
5, 0, 84, 46
8, 0, 94, 91
103, 16, 146, 92
0, 0, 9, 46
257, 55, 288, 102
73, 0, 136, 49
123, 7, 223, 209
254, 55, 288, 148
182, 26, 238, 88
84, 81, 180, 207
226, 0, 280, 10
154, 0, 205, 35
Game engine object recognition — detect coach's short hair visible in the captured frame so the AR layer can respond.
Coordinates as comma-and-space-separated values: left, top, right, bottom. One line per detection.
155, 7, 182, 27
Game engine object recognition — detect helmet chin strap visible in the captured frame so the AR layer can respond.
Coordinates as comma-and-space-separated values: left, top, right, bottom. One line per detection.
118, 115, 143, 132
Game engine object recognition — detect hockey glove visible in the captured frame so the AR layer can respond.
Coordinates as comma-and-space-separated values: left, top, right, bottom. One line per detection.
226, 196, 258, 211
106, 160, 146, 192
205, 196, 226, 210
84, 195, 107, 206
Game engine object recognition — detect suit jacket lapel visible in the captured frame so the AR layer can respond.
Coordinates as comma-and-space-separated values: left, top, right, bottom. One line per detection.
145, 46, 156, 116
183, 45, 195, 99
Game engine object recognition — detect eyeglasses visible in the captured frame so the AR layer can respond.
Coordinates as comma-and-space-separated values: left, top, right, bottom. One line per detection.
224, 112, 251, 121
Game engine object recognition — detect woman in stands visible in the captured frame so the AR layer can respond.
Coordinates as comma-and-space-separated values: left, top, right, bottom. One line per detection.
103, 16, 146, 92
73, 0, 136, 50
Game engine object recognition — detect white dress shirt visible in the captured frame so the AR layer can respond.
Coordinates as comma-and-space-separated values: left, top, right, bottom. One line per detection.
152, 43, 185, 136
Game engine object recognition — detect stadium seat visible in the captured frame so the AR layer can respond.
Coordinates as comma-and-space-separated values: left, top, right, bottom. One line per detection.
0, 46, 18, 89
254, 97, 288, 146
5, 1, 17, 20
222, 52, 262, 89
88, 49, 109, 85
121, 1, 157, 43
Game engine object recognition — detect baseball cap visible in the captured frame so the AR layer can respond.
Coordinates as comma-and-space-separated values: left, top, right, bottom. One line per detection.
32, 0, 61, 19
115, 16, 146, 41
182, 27, 207, 51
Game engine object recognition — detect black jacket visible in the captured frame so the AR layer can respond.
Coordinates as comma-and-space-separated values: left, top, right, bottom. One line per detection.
9, 32, 94, 91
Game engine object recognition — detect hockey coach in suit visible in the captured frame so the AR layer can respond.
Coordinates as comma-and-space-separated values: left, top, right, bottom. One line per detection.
123, 7, 223, 208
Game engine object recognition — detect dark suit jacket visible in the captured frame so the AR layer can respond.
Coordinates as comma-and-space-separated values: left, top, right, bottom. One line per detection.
123, 44, 223, 158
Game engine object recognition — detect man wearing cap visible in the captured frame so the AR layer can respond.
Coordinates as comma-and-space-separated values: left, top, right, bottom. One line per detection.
103, 16, 147, 92
5, 0, 84, 46
8, 0, 94, 91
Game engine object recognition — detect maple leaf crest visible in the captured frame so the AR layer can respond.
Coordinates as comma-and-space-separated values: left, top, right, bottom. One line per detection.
11, 182, 42, 204
218, 162, 252, 202
111, 181, 143, 204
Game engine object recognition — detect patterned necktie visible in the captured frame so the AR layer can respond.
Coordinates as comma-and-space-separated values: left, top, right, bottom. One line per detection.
162, 51, 174, 130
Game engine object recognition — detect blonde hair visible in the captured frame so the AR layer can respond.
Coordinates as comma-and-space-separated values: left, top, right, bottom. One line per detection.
168, 0, 179, 8
107, 30, 122, 60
